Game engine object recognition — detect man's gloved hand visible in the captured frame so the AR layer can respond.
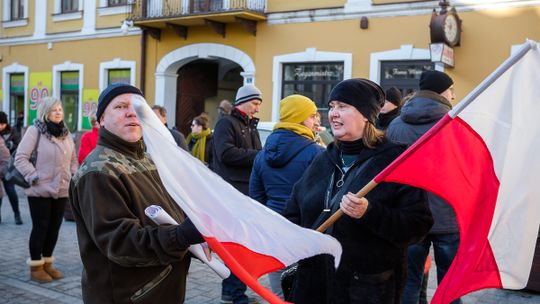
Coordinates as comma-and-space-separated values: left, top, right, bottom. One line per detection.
175, 218, 205, 249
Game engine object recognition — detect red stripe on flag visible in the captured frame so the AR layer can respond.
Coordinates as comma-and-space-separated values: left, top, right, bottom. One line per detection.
204, 237, 289, 304
376, 115, 503, 303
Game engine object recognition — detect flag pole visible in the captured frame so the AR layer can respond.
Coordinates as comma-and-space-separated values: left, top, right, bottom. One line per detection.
316, 179, 379, 232
450, 40, 536, 117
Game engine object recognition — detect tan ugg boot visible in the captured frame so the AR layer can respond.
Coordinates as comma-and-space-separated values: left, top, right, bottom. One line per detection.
27, 259, 53, 283
43, 256, 63, 280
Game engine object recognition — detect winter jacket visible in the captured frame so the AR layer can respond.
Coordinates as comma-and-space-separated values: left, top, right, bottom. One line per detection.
15, 125, 77, 199
78, 127, 99, 164
187, 133, 214, 168
169, 127, 188, 151
212, 108, 261, 194
376, 107, 400, 130
250, 129, 323, 214
1, 126, 20, 154
386, 90, 458, 234
284, 141, 433, 304
69, 128, 192, 304
0, 138, 10, 195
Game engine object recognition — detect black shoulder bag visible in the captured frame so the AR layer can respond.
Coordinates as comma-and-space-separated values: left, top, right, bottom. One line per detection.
4, 131, 41, 188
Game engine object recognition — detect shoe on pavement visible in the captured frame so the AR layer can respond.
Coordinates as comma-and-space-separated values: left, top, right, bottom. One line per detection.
220, 295, 259, 304
15, 214, 23, 225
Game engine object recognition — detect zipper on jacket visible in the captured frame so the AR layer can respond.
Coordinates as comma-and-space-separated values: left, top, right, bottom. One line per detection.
130, 264, 173, 303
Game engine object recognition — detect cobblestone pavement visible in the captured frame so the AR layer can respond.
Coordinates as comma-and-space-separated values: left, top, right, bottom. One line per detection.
1, 192, 539, 303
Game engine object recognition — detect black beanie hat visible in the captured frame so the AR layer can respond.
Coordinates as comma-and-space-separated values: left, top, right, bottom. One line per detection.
385, 87, 402, 107
96, 83, 143, 122
419, 70, 454, 94
0, 112, 7, 124
328, 78, 385, 124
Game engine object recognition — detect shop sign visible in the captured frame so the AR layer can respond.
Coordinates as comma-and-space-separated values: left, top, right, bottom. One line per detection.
82, 89, 99, 130
284, 63, 344, 81
430, 43, 455, 67
28, 72, 52, 124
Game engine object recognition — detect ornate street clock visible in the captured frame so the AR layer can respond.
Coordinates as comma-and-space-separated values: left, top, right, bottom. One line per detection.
430, 2, 462, 47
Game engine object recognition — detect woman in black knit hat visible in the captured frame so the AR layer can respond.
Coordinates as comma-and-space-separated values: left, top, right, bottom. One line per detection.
283, 78, 433, 304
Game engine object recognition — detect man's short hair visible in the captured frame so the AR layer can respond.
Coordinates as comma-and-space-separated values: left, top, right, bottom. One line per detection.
151, 105, 167, 117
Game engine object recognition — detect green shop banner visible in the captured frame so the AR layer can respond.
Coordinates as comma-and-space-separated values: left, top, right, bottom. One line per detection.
28, 72, 52, 125
82, 89, 99, 130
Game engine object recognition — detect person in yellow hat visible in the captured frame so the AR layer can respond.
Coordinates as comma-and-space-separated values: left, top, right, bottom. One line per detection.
249, 94, 324, 299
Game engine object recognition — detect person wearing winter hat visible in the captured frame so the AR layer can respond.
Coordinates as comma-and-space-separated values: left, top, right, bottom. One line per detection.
250, 95, 324, 299
376, 87, 403, 130
283, 78, 432, 303
214, 83, 263, 304
0, 111, 22, 225
386, 70, 462, 304
69, 83, 205, 303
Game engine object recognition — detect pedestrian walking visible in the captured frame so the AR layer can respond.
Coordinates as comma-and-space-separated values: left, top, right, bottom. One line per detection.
77, 114, 99, 164
386, 70, 461, 304
0, 111, 22, 225
249, 94, 324, 298
213, 84, 263, 304
15, 97, 78, 283
283, 78, 433, 304
69, 83, 205, 304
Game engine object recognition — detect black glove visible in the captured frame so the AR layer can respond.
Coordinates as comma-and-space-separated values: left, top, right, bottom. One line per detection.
175, 218, 204, 248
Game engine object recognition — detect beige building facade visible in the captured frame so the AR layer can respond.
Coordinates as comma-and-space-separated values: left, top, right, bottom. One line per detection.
1, 0, 539, 134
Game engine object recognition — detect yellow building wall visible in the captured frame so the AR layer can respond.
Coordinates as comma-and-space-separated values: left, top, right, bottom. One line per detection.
373, 0, 426, 4
267, 0, 346, 12
143, 23, 258, 104
0, 35, 140, 91
96, 13, 128, 30
46, 1, 83, 34
0, 1, 35, 38
251, 6, 540, 120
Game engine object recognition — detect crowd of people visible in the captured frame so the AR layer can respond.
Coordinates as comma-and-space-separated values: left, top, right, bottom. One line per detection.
0, 69, 462, 304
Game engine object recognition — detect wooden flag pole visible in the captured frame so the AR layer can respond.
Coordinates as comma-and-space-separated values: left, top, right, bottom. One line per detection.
316, 179, 379, 232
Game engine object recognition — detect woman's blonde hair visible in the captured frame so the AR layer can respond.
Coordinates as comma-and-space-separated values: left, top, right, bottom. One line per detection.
362, 122, 385, 149
37, 97, 63, 122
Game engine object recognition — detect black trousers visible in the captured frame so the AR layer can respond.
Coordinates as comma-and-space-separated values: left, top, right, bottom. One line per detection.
28, 196, 66, 260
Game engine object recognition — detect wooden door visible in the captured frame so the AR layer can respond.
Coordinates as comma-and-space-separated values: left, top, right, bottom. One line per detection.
176, 60, 218, 135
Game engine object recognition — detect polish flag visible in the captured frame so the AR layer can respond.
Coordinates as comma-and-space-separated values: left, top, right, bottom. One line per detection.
375, 41, 540, 303
132, 97, 342, 304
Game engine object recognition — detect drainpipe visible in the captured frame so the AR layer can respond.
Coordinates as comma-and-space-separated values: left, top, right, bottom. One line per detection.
140, 29, 147, 94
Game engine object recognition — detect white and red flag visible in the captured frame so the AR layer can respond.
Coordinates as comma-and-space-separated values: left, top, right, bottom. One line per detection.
375, 40, 540, 303
132, 96, 342, 304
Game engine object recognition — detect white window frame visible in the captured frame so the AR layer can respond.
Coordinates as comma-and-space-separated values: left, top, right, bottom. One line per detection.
52, 61, 84, 131
98, 0, 131, 16
99, 58, 136, 92
272, 48, 353, 121
53, 0, 83, 22
369, 44, 442, 84
2, 63, 29, 125
2, 0, 28, 26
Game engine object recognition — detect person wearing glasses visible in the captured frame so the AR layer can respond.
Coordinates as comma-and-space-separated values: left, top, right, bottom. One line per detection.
187, 113, 213, 168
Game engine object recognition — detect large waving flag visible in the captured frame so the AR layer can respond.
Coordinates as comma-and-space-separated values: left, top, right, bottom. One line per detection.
132, 96, 342, 304
375, 40, 540, 303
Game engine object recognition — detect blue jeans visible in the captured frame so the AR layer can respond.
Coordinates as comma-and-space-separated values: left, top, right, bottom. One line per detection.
403, 233, 462, 304
222, 273, 248, 304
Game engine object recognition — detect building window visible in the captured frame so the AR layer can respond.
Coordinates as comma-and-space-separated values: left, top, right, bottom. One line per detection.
108, 69, 131, 85
60, 71, 79, 132
10, 0, 24, 20
9, 73, 25, 129
62, 0, 78, 13
108, 0, 127, 6
282, 62, 344, 127
380, 60, 434, 96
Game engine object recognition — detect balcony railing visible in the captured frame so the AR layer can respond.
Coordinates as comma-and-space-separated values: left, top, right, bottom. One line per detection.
130, 0, 266, 20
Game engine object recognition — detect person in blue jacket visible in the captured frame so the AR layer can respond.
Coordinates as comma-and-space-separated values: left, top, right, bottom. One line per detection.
249, 94, 324, 298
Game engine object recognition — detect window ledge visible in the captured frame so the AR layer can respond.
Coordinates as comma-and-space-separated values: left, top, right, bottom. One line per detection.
52, 11, 83, 22
2, 19, 28, 28
98, 5, 131, 16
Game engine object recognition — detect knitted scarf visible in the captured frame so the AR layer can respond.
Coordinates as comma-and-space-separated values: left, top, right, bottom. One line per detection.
273, 121, 315, 140
187, 128, 211, 163
34, 119, 70, 140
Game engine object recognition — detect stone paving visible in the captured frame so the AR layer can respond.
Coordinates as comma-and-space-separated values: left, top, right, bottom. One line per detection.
1, 192, 539, 303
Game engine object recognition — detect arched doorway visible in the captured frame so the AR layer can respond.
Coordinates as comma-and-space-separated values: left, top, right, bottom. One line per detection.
175, 58, 243, 135
154, 43, 256, 134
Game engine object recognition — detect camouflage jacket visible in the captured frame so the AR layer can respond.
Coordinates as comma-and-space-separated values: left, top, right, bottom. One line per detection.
69, 127, 191, 304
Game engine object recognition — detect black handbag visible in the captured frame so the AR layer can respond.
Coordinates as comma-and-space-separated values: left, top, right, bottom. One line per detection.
4, 131, 40, 188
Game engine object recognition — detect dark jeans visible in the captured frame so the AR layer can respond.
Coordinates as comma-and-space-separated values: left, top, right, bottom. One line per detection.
222, 273, 248, 304
403, 233, 462, 304
28, 196, 66, 260
0, 178, 20, 215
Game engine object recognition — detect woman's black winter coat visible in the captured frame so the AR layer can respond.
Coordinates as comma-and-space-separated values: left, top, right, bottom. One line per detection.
284, 140, 433, 304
